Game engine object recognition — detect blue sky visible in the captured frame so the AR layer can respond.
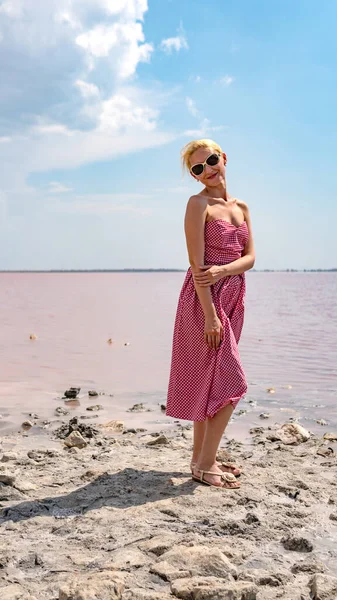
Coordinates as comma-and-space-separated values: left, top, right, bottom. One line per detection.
0, 0, 336, 270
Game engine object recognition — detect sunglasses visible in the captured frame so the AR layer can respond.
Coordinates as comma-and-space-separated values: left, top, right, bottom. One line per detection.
190, 152, 220, 177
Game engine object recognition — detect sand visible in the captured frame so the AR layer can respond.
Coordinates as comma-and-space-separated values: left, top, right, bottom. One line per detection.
0, 416, 337, 600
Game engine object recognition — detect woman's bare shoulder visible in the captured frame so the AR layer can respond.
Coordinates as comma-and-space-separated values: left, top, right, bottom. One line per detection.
186, 192, 208, 214
234, 198, 250, 214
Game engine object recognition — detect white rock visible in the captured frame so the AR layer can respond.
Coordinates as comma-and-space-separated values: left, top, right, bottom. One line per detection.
323, 432, 337, 441
64, 431, 87, 449
59, 571, 124, 600
98, 420, 124, 432
170, 577, 257, 600
1, 452, 19, 462
0, 465, 17, 486
309, 574, 337, 600
152, 545, 237, 582
275, 423, 310, 445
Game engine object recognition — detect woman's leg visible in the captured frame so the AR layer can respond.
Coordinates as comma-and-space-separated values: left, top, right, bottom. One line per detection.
194, 404, 239, 488
191, 420, 206, 466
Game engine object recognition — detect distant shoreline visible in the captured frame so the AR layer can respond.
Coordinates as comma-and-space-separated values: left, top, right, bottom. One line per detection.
0, 269, 336, 274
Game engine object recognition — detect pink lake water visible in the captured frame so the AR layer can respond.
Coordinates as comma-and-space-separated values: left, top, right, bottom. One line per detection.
0, 272, 336, 440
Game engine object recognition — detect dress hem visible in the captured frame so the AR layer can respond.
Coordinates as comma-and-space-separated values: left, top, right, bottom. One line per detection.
166, 389, 247, 422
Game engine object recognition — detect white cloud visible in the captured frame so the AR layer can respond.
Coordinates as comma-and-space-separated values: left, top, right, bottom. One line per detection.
189, 75, 201, 83
49, 193, 153, 216
219, 75, 234, 86
0, 110, 174, 186
47, 182, 73, 194
0, 0, 184, 252
160, 24, 188, 54
75, 21, 153, 79
32, 123, 74, 136
0, 0, 23, 18
0, 1, 174, 177
98, 93, 157, 130
186, 97, 200, 118
95, 0, 149, 20
183, 119, 226, 138
184, 97, 225, 139
75, 79, 100, 98
54, 10, 81, 30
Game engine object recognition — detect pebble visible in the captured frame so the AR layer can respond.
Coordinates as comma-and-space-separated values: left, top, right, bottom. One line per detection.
146, 434, 170, 446
80, 414, 99, 420
55, 406, 70, 416
323, 432, 337, 441
309, 573, 337, 600
316, 446, 334, 457
88, 390, 99, 397
22, 420, 33, 429
0, 466, 17, 486
273, 423, 310, 445
259, 413, 271, 419
63, 387, 81, 399
98, 420, 124, 432
64, 431, 87, 449
1, 452, 19, 463
28, 413, 39, 419
86, 405, 104, 411
128, 403, 150, 413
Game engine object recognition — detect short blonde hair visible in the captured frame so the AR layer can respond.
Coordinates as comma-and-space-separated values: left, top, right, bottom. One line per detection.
181, 138, 223, 172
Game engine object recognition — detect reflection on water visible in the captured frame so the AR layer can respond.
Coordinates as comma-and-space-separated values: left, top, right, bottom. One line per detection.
0, 272, 336, 437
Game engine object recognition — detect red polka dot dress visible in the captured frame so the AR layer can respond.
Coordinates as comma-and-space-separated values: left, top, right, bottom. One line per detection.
166, 219, 249, 421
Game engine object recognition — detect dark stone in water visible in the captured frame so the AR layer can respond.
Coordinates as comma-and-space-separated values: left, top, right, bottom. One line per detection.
28, 413, 39, 419
128, 403, 150, 413
64, 387, 81, 399
80, 414, 99, 420
88, 390, 98, 397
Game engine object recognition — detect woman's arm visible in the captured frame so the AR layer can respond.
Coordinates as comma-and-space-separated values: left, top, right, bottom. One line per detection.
184, 195, 217, 319
194, 200, 255, 285
222, 200, 255, 276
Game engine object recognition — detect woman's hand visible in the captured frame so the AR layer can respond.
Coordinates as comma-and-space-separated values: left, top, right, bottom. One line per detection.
204, 314, 224, 350
194, 265, 225, 287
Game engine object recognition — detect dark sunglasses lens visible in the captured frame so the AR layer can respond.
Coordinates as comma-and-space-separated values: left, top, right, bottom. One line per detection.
207, 154, 220, 166
191, 164, 203, 176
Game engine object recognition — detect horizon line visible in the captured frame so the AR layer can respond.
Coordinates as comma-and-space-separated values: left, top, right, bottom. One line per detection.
0, 268, 336, 273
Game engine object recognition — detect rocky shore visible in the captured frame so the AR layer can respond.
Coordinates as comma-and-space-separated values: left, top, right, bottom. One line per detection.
0, 415, 337, 600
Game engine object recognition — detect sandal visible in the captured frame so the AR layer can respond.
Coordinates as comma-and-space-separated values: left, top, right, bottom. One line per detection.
191, 461, 241, 478
192, 469, 240, 489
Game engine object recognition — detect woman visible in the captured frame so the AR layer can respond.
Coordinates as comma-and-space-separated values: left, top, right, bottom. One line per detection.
166, 139, 255, 489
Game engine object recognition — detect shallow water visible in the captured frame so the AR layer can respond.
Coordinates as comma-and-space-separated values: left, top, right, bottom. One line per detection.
0, 272, 336, 439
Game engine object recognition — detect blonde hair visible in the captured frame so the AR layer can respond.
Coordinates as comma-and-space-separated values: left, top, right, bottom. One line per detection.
181, 138, 223, 172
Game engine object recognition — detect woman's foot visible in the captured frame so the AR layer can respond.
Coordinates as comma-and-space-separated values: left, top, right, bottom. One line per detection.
192, 463, 240, 489
190, 460, 241, 477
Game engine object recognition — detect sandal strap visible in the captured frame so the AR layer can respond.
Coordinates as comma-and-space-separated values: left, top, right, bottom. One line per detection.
199, 470, 237, 483
221, 462, 239, 469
